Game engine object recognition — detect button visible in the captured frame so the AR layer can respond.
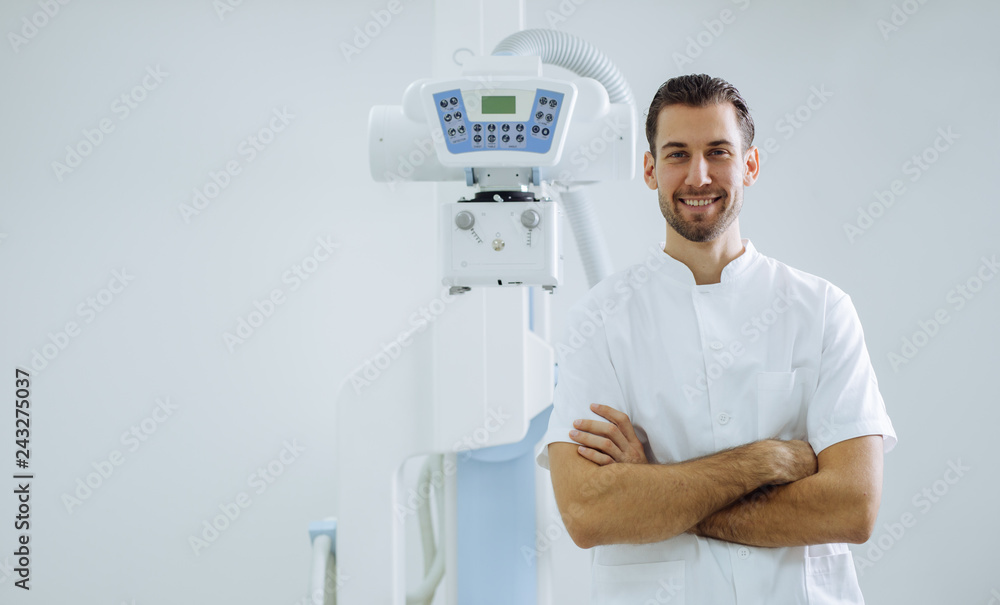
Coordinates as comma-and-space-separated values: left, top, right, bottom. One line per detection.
455, 211, 475, 230
535, 111, 544, 120
502, 134, 510, 142
539, 96, 548, 105
516, 124, 524, 132
545, 113, 553, 122
549, 99, 557, 108
444, 114, 452, 122
487, 134, 496, 143
501, 123, 510, 132
473, 135, 482, 143
449, 96, 458, 106
717, 413, 730, 425
457, 125, 465, 134
541, 127, 549, 136
487, 123, 496, 132
454, 111, 462, 120
515, 134, 524, 143
473, 124, 482, 132
710, 341, 724, 350
448, 128, 456, 137
737, 547, 750, 560
439, 99, 448, 109
531, 125, 540, 134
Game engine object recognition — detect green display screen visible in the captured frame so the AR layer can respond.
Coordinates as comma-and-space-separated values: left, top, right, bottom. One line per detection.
482, 96, 516, 114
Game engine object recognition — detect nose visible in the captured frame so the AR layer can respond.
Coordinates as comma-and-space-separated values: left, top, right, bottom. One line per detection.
684, 154, 711, 187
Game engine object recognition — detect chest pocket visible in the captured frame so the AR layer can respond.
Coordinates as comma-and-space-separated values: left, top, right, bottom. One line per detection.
591, 559, 685, 605
805, 551, 865, 603
756, 368, 817, 441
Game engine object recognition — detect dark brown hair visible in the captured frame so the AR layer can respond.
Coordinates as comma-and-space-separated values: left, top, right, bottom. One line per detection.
645, 74, 754, 157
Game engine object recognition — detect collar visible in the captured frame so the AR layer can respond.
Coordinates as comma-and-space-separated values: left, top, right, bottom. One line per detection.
654, 238, 760, 289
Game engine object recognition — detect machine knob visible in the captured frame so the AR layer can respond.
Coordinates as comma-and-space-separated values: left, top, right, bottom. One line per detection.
455, 210, 475, 230
520, 209, 540, 229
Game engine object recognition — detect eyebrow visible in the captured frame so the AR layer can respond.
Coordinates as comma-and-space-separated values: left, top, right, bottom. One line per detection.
660, 139, 735, 151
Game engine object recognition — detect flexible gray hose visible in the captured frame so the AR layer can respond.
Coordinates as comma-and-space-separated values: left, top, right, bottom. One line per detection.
494, 29, 631, 287
558, 186, 616, 287
406, 454, 445, 605
493, 29, 634, 106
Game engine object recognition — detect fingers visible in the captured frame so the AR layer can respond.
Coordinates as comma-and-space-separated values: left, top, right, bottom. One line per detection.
590, 403, 640, 442
576, 445, 614, 465
569, 426, 620, 458
572, 418, 629, 456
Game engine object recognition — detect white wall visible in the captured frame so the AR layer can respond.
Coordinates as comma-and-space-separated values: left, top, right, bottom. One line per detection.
0, 0, 997, 603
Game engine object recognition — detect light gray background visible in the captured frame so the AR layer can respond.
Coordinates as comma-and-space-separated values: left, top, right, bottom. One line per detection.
1, 0, 997, 603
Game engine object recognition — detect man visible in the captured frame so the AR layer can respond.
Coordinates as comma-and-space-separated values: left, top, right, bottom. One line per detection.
535, 74, 897, 604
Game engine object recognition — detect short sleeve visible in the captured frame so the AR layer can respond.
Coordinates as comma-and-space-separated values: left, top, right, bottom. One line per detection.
807, 294, 897, 454
535, 297, 628, 470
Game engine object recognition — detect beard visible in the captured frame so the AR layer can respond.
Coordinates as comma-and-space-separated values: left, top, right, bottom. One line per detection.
658, 185, 743, 243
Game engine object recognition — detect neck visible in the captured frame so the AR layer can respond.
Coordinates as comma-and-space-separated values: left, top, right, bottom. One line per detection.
663, 228, 745, 285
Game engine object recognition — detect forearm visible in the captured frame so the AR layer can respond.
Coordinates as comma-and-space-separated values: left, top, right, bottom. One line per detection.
579, 441, 787, 547
694, 471, 869, 547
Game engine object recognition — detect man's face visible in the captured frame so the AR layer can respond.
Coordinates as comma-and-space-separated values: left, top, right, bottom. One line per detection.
643, 102, 758, 243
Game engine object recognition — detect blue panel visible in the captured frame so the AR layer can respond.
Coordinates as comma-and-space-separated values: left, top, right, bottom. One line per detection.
432, 89, 565, 155
456, 405, 553, 604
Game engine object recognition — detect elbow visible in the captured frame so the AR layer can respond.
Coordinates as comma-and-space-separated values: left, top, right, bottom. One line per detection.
844, 493, 880, 544
560, 500, 597, 549
845, 520, 873, 545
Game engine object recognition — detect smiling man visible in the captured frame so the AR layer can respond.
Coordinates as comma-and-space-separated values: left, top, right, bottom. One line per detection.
535, 74, 897, 604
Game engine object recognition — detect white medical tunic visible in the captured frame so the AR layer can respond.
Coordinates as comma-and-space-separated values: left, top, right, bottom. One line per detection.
536, 238, 897, 605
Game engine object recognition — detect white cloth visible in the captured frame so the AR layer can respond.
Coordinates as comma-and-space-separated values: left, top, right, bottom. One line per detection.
536, 238, 897, 605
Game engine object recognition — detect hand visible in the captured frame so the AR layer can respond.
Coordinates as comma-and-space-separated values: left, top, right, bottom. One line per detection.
769, 439, 818, 484
570, 403, 649, 465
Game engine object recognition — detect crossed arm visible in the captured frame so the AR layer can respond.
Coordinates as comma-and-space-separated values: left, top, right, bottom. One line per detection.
548, 404, 883, 549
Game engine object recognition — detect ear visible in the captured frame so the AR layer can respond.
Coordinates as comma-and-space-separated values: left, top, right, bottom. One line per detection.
743, 146, 760, 186
643, 151, 657, 190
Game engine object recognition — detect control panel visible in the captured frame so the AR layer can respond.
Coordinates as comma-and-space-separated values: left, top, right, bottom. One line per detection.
431, 88, 565, 154
420, 76, 577, 168
440, 200, 561, 289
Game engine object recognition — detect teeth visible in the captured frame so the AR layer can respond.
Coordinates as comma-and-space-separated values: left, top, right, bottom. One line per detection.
682, 198, 717, 207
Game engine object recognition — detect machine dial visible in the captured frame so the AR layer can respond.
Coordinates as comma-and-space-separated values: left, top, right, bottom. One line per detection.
455, 210, 475, 230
